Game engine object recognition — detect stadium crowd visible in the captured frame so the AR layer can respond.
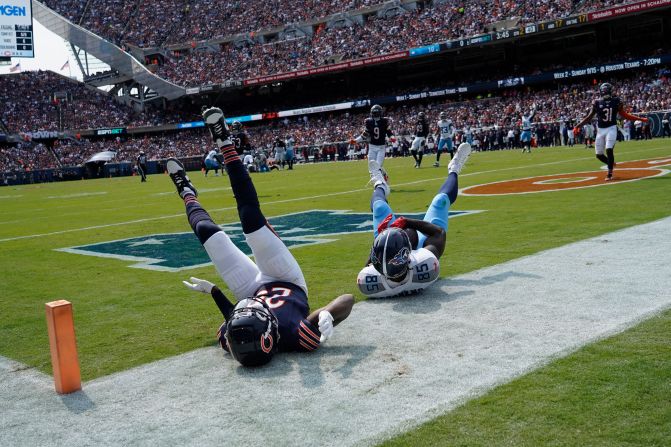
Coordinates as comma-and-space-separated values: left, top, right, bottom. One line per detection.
43, 0, 635, 49
0, 71, 192, 132
155, 0, 638, 86
43, 0, 637, 86
3, 67, 668, 174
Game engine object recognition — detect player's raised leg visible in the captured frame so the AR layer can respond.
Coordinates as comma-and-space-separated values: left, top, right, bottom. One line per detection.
417, 143, 471, 248
202, 106, 307, 292
166, 157, 260, 300
369, 159, 394, 238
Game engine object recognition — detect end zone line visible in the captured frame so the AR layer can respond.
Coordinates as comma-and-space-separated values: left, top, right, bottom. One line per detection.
0, 146, 665, 243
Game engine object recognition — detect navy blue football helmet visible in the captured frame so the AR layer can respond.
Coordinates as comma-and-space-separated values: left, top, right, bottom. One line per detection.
371, 104, 383, 119
231, 121, 243, 132
223, 297, 279, 367
599, 82, 613, 98
370, 228, 412, 282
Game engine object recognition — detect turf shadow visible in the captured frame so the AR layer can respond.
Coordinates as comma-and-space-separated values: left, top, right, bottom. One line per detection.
366, 288, 475, 315
59, 390, 95, 414
445, 270, 542, 287
229, 344, 376, 387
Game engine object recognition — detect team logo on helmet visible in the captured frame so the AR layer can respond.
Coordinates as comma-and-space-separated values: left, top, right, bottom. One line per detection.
389, 247, 410, 266
260, 332, 274, 354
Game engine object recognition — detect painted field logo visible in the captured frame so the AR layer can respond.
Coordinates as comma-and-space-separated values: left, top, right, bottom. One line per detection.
56, 210, 481, 271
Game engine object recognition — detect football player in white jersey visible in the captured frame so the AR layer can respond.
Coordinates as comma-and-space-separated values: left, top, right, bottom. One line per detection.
358, 143, 472, 298
434, 111, 455, 167
520, 105, 536, 153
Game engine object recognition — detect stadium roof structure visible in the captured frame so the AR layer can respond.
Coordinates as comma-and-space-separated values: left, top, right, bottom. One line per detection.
85, 151, 116, 164
32, 1, 185, 102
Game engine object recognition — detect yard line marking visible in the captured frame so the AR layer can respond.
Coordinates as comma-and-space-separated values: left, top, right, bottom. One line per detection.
2, 217, 670, 446
0, 146, 665, 243
46, 192, 108, 199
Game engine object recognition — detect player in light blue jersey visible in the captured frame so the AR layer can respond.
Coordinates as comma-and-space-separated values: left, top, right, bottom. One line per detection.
434, 112, 455, 167
285, 135, 295, 170
520, 105, 536, 153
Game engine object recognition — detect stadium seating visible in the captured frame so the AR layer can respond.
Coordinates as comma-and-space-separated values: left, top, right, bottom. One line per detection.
41, 0, 636, 85
0, 71, 191, 133
2, 68, 667, 173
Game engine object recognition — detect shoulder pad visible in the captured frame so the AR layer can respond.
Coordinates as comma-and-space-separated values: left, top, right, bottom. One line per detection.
410, 249, 440, 284
357, 266, 389, 297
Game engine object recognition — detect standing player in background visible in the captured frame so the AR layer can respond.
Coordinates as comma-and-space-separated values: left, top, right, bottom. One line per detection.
204, 147, 223, 176
520, 105, 536, 153
434, 112, 455, 167
136, 150, 148, 182
358, 143, 472, 298
583, 122, 595, 148
168, 107, 354, 367
230, 121, 251, 154
354, 105, 394, 184
285, 135, 296, 170
410, 112, 430, 168
662, 113, 671, 138
463, 124, 474, 146
574, 82, 649, 181
273, 137, 286, 169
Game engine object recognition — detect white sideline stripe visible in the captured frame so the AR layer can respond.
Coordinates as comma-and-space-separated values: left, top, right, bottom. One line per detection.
46, 192, 108, 199
2, 217, 670, 447
0, 146, 664, 243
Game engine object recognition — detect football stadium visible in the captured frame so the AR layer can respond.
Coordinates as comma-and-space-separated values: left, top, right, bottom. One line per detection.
1, 1, 670, 445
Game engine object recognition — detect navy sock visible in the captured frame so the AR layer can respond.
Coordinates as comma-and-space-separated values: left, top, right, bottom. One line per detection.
221, 144, 266, 234
606, 148, 615, 172
596, 154, 608, 165
184, 195, 220, 244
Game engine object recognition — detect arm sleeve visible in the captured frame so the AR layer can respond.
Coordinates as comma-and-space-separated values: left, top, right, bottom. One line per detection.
296, 319, 321, 351
211, 287, 234, 320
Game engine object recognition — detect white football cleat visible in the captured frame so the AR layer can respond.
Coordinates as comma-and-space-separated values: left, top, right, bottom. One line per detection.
448, 143, 472, 175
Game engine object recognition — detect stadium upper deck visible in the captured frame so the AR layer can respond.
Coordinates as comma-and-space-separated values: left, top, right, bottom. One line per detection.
41, 0, 639, 87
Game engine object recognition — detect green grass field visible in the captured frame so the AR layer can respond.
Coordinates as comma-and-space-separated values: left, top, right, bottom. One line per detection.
1, 141, 670, 445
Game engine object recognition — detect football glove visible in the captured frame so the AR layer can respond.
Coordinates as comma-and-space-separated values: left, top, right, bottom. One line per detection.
389, 216, 408, 229
318, 310, 334, 343
182, 277, 215, 294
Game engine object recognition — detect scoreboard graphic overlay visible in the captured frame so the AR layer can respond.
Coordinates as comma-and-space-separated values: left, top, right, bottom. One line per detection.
0, 0, 34, 58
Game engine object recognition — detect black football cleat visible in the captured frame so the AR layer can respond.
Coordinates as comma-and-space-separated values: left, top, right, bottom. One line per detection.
202, 107, 234, 150
166, 158, 198, 198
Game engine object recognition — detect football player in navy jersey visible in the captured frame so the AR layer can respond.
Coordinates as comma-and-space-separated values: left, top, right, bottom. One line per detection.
410, 112, 430, 168
355, 104, 394, 185
167, 107, 354, 367
359, 143, 472, 298
574, 83, 649, 181
230, 120, 251, 154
